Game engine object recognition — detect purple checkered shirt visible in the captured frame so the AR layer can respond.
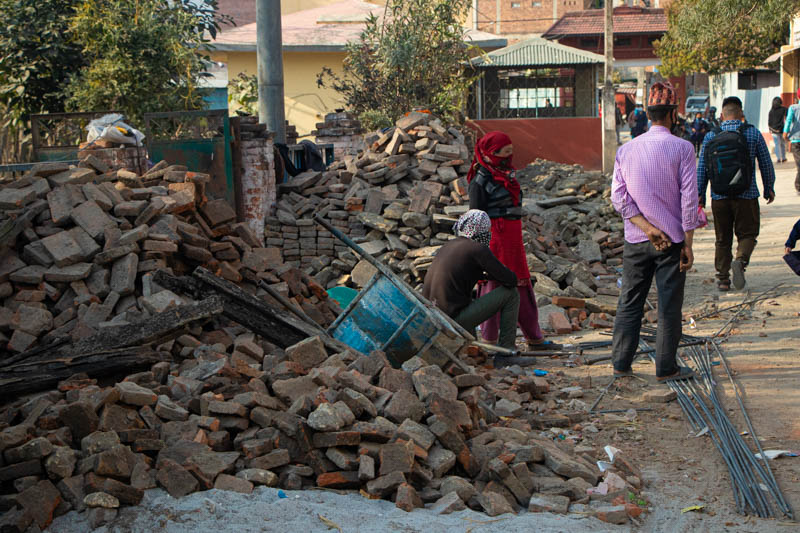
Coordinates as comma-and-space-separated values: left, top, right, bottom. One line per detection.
611, 126, 701, 245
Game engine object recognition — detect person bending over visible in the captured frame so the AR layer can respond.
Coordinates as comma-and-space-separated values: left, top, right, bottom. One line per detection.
422, 210, 520, 349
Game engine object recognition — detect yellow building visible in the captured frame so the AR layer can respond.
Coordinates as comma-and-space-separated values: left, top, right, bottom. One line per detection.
211, 0, 505, 138
766, 15, 800, 105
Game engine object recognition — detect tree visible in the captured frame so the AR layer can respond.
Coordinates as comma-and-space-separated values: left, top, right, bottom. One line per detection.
64, 0, 228, 125
0, 0, 85, 160
317, 0, 478, 129
227, 73, 259, 116
655, 0, 800, 76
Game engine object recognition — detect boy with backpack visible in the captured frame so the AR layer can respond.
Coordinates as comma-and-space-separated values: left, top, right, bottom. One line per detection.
784, 218, 800, 276
697, 96, 776, 291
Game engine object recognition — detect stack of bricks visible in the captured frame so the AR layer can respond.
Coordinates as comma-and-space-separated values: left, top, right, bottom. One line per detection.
76, 146, 148, 176
274, 111, 471, 288
0, 325, 645, 528
313, 111, 365, 160
285, 121, 298, 145
0, 154, 340, 354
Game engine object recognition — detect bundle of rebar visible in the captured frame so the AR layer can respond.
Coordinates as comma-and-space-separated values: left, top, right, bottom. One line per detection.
639, 333, 793, 519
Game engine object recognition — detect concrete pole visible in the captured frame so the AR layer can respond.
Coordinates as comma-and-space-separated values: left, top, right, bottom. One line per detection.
256, 0, 286, 144
601, 0, 616, 175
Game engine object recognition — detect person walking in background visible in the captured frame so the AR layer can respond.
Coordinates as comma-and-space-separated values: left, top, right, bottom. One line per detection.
629, 103, 648, 138
615, 104, 623, 144
690, 112, 709, 156
783, 89, 800, 194
610, 81, 700, 382
698, 96, 776, 291
467, 131, 556, 350
768, 96, 787, 163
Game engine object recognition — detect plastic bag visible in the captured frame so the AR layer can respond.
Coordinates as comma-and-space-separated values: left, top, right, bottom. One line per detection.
697, 206, 708, 228
86, 113, 145, 146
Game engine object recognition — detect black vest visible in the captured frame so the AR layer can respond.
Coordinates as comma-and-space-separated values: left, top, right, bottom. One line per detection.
473, 166, 523, 220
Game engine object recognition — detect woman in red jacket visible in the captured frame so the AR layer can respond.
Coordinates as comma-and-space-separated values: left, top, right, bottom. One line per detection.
467, 131, 553, 349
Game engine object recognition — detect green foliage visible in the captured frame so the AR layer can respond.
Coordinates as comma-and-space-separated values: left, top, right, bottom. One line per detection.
0, 0, 84, 159
656, 0, 800, 76
228, 73, 259, 116
358, 110, 394, 131
0, 0, 229, 161
317, 0, 478, 126
64, 0, 228, 125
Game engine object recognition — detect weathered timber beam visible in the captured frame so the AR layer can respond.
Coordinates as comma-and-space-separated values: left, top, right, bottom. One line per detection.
0, 346, 166, 399
3, 296, 224, 367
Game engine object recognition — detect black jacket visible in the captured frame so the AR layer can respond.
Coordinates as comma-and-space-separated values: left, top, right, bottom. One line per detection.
769, 106, 787, 134
468, 165, 523, 219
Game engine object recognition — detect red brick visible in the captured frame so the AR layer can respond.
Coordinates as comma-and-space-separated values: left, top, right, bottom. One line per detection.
548, 312, 573, 335
316, 471, 360, 489
395, 482, 423, 512
551, 296, 586, 309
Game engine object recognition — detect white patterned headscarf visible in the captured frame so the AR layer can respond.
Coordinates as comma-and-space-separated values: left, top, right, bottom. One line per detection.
454, 209, 492, 247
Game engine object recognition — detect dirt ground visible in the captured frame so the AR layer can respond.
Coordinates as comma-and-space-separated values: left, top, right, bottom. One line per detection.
542, 157, 800, 531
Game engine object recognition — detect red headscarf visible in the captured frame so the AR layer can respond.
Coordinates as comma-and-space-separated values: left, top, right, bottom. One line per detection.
466, 131, 521, 204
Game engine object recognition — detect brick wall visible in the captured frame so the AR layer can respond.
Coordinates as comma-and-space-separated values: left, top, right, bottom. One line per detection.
239, 138, 276, 245
476, 0, 594, 36
313, 112, 365, 161
76, 146, 148, 175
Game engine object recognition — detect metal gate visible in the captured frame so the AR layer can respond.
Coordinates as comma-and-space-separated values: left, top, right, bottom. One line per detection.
144, 109, 234, 205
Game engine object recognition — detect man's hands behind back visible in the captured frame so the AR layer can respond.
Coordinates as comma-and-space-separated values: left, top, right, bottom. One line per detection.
645, 226, 671, 252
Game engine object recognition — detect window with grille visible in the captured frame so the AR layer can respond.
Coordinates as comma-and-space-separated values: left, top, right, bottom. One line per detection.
471, 67, 581, 119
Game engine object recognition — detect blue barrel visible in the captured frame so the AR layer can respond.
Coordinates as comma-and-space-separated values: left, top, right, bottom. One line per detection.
327, 274, 441, 368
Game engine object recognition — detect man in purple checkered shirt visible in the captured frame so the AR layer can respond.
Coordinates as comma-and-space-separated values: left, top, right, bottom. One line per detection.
609, 81, 702, 382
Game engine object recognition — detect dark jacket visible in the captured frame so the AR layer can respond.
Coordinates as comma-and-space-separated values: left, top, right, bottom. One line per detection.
422, 237, 517, 318
468, 165, 522, 219
769, 105, 787, 134
786, 218, 800, 249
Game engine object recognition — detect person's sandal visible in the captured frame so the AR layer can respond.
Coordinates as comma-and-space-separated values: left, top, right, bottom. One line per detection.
657, 367, 696, 382
613, 368, 634, 377
527, 340, 564, 351
717, 280, 731, 292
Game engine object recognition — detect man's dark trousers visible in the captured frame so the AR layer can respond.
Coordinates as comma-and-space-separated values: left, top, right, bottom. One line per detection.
792, 142, 800, 192
711, 197, 759, 281
612, 242, 685, 378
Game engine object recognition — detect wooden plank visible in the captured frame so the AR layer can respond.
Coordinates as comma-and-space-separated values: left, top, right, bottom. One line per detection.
2, 296, 224, 367
0, 346, 166, 399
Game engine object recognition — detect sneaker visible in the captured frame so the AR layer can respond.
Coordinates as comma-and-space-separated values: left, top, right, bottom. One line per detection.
731, 259, 746, 290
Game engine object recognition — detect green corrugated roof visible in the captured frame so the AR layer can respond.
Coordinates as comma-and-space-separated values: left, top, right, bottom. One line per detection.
471, 36, 605, 68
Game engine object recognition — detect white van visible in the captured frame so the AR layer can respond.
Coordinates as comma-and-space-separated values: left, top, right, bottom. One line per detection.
685, 95, 709, 116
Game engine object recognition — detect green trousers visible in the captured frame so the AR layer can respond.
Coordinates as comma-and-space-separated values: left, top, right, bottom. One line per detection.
454, 285, 520, 349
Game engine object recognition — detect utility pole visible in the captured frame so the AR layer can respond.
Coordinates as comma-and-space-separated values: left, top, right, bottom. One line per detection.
256, 0, 286, 143
601, 0, 616, 175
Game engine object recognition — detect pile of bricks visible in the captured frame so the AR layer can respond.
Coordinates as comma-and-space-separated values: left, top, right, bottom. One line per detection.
272, 111, 470, 287
312, 111, 365, 160
0, 156, 337, 354
235, 116, 273, 141
0, 326, 645, 529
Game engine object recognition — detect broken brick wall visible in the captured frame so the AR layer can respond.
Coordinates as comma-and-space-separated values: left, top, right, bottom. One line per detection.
313, 111, 365, 161
240, 138, 276, 245
76, 146, 148, 175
